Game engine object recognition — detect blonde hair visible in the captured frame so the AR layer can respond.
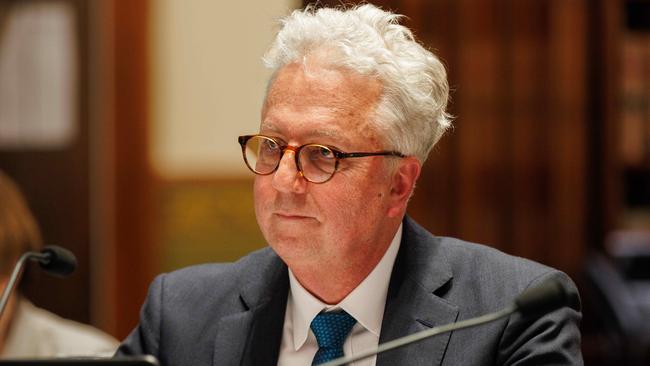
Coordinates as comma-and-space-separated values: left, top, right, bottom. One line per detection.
0, 171, 42, 275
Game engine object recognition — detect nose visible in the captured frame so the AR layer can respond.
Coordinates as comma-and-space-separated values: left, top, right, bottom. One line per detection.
271, 149, 307, 193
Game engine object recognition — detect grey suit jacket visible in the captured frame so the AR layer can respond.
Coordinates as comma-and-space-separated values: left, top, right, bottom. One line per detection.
117, 217, 583, 365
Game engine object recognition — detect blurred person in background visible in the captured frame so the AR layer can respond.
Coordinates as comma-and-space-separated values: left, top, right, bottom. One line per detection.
0, 170, 118, 358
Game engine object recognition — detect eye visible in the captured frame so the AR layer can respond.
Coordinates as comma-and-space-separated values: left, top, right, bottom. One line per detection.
318, 147, 334, 159
262, 139, 279, 152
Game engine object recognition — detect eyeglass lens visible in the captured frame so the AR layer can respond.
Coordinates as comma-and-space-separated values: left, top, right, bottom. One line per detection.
243, 135, 337, 183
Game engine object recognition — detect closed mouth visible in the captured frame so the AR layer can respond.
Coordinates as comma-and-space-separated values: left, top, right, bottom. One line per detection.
274, 212, 313, 220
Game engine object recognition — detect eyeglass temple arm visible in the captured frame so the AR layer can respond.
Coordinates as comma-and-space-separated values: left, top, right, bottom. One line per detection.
338, 151, 406, 159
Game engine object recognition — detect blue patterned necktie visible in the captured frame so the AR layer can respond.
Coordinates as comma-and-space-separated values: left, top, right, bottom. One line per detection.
310, 311, 357, 365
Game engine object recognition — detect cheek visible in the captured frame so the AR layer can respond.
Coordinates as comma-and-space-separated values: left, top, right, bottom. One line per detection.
321, 182, 384, 226
253, 178, 270, 218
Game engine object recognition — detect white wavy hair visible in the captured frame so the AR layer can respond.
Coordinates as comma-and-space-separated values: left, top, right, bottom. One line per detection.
263, 3, 452, 162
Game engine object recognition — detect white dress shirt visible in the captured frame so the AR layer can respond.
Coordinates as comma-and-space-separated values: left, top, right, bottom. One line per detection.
277, 224, 403, 366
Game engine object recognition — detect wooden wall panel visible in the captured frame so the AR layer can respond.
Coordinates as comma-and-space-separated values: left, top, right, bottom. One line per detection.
509, 0, 549, 263
110, 0, 156, 340
546, 0, 588, 272
454, 0, 510, 249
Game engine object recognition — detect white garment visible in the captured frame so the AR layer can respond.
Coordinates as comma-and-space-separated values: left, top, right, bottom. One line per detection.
277, 224, 402, 366
2, 297, 119, 358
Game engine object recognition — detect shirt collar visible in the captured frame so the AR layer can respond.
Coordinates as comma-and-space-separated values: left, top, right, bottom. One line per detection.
288, 224, 403, 350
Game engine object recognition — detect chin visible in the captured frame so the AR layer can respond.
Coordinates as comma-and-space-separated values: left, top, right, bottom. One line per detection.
268, 237, 316, 263
267, 229, 306, 247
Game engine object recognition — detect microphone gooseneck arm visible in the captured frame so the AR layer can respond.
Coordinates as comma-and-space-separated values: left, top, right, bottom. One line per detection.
320, 305, 516, 366
0, 245, 77, 319
0, 251, 49, 317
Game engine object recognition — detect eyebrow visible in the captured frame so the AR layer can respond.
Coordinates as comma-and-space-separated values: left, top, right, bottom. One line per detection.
259, 121, 279, 133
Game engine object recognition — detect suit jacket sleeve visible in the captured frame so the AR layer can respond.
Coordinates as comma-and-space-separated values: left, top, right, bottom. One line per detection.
497, 270, 583, 365
115, 274, 164, 358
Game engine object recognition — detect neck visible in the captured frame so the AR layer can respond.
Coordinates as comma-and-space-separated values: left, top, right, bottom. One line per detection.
291, 262, 378, 305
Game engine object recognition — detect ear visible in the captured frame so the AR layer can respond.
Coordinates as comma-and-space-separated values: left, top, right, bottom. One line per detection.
386, 157, 421, 218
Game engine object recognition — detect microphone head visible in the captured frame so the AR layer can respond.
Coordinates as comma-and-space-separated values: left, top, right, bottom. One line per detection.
514, 279, 569, 318
39, 245, 77, 277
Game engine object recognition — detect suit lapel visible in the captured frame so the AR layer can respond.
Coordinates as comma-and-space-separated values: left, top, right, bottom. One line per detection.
213, 309, 256, 366
377, 217, 459, 366
241, 275, 289, 366
212, 252, 289, 366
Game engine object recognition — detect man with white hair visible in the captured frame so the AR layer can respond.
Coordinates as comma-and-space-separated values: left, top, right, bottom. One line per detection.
117, 4, 582, 365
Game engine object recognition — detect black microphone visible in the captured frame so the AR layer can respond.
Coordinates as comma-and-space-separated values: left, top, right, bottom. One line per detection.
39, 245, 78, 277
514, 278, 568, 317
0, 245, 77, 318
321, 278, 570, 366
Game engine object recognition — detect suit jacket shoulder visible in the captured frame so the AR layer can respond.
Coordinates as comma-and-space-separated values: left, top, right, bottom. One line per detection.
161, 246, 284, 308
379, 217, 583, 365
116, 247, 288, 366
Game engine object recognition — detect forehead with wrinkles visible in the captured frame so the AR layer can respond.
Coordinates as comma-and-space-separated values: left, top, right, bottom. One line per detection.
262, 61, 384, 142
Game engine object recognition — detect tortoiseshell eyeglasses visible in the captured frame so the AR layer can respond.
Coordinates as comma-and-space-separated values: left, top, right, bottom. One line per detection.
238, 134, 406, 183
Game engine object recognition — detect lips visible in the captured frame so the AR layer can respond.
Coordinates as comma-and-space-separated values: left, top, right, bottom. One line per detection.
273, 211, 315, 220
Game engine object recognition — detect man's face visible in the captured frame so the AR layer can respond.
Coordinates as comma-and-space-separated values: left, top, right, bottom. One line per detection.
254, 62, 400, 273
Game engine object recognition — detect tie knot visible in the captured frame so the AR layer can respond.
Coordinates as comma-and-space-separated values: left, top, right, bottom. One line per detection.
310, 311, 357, 349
